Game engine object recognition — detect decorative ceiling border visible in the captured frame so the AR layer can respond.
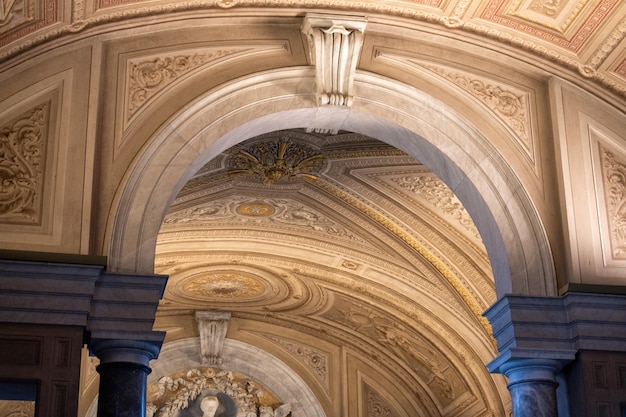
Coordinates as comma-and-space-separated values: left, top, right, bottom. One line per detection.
0, 2, 624, 99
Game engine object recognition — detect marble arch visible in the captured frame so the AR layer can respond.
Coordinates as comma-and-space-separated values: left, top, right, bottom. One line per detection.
107, 66, 556, 298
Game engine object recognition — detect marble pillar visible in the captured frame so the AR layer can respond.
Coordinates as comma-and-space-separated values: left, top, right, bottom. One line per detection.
499, 358, 564, 417
91, 339, 162, 417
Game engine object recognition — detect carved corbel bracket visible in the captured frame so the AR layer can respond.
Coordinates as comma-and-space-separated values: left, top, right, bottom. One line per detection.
195, 311, 231, 366
301, 13, 367, 107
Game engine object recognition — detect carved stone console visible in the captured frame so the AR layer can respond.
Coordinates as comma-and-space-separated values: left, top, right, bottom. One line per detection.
195, 311, 231, 366
301, 13, 367, 108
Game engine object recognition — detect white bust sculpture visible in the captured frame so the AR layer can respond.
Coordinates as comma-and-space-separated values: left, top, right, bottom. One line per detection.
200, 396, 220, 417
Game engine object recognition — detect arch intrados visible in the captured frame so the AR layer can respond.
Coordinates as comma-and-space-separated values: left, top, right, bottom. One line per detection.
108, 67, 555, 297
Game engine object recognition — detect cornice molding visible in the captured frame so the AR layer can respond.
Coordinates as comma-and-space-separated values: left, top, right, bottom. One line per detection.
485, 292, 626, 368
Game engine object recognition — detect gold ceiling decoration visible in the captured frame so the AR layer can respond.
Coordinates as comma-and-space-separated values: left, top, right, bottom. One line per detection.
181, 271, 266, 300
228, 139, 325, 184
235, 201, 276, 217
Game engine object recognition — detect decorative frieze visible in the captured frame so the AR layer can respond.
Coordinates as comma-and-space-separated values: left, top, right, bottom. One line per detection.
163, 195, 363, 242
0, 103, 49, 224
482, 0, 618, 52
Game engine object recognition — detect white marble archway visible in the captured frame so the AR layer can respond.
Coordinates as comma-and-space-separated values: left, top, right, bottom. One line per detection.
107, 67, 556, 297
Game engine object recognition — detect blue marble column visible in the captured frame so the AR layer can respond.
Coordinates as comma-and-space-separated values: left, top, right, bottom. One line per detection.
91, 339, 162, 417
499, 358, 564, 417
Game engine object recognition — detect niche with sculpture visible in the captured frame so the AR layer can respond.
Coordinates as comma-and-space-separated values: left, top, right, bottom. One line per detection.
147, 367, 291, 417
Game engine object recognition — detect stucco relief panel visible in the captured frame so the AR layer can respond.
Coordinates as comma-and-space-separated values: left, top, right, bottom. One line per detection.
0, 0, 33, 35
389, 173, 481, 240
120, 42, 287, 128
361, 382, 399, 417
264, 335, 331, 391
371, 51, 541, 179
554, 82, 626, 283
507, 0, 591, 33
115, 40, 291, 150
0, 0, 57, 48
322, 294, 470, 411
0, 400, 35, 417
344, 352, 436, 417
0, 69, 80, 249
0, 102, 49, 224
591, 129, 626, 267
599, 147, 626, 259
124, 48, 246, 125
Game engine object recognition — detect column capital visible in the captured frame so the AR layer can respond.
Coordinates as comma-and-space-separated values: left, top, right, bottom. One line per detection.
488, 352, 574, 386
90, 336, 164, 367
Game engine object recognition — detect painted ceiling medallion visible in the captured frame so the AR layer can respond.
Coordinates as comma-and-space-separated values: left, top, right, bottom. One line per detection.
228, 138, 325, 184
182, 271, 266, 300
235, 201, 275, 217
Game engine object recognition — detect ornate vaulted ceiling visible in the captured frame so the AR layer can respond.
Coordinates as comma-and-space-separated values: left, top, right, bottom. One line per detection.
2, 0, 624, 416
146, 130, 505, 416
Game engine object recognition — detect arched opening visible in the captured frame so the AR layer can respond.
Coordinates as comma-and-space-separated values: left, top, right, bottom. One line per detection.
101, 68, 559, 416
147, 128, 510, 416
108, 68, 556, 298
